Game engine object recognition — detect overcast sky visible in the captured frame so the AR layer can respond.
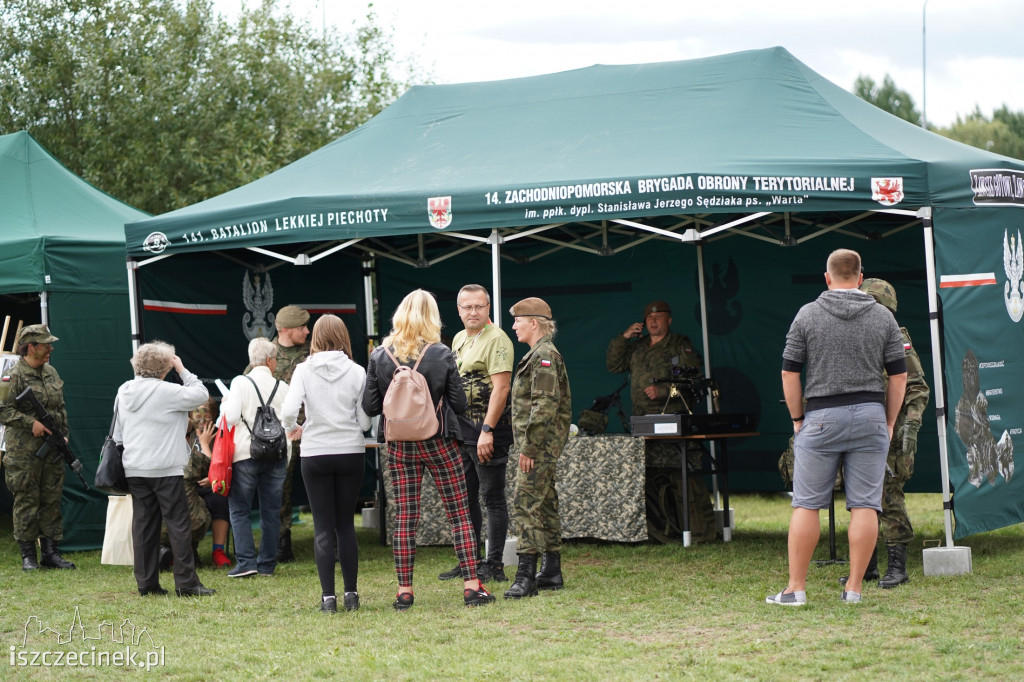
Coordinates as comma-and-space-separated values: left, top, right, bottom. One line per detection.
220, 0, 1024, 129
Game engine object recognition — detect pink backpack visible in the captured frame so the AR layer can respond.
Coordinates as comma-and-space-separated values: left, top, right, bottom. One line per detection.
381, 344, 442, 441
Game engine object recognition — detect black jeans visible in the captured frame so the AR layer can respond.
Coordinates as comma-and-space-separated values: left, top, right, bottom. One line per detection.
301, 453, 364, 596
460, 443, 509, 564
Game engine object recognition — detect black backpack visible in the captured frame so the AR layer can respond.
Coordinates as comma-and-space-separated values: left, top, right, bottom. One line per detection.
241, 376, 287, 462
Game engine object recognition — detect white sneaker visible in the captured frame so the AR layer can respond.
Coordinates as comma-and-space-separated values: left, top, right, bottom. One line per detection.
765, 589, 806, 606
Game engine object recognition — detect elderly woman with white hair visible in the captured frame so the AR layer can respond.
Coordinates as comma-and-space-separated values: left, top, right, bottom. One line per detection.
221, 337, 291, 578
114, 341, 214, 597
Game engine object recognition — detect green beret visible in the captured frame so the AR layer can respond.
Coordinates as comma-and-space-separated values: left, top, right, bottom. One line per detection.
276, 305, 310, 328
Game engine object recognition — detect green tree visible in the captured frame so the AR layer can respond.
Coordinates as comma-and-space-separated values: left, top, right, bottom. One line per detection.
939, 106, 1024, 160
853, 74, 922, 126
0, 0, 418, 214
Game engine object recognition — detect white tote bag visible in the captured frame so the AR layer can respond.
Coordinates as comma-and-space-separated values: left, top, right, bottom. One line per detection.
100, 494, 134, 566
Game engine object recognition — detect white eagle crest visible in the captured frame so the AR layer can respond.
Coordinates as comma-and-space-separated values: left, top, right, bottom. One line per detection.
242, 271, 275, 340
1003, 229, 1024, 323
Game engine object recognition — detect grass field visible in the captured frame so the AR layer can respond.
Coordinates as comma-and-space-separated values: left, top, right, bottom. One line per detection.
2, 493, 1022, 680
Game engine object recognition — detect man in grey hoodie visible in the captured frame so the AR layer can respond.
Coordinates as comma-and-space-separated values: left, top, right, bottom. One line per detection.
767, 249, 907, 607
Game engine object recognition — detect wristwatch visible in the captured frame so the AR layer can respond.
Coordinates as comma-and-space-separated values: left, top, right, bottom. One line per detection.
481, 423, 493, 433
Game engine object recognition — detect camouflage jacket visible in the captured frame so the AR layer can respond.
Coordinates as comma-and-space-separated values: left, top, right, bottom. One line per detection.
606, 330, 702, 415
895, 327, 930, 427
0, 358, 68, 454
511, 334, 571, 461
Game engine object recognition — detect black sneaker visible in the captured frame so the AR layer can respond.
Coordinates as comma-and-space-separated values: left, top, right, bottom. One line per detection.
464, 586, 496, 607
393, 593, 414, 611
320, 597, 337, 614
343, 592, 360, 611
477, 559, 507, 582
437, 564, 462, 581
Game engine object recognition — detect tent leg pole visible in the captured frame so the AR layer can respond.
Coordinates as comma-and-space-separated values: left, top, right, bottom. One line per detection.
39, 291, 49, 326
695, 243, 721, 518
127, 259, 142, 353
363, 257, 376, 341
921, 208, 971, 576
490, 229, 503, 329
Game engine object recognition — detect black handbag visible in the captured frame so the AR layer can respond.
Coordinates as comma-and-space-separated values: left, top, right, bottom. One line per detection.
95, 402, 128, 495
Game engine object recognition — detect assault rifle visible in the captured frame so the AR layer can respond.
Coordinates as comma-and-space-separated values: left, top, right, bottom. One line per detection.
578, 378, 630, 435
650, 357, 720, 415
16, 387, 90, 490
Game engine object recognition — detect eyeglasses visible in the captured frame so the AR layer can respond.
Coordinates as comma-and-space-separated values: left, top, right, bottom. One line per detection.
458, 304, 488, 312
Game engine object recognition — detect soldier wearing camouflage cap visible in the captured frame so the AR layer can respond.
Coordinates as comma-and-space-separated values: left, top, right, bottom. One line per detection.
0, 324, 76, 570
505, 298, 572, 599
836, 278, 930, 589
606, 300, 716, 543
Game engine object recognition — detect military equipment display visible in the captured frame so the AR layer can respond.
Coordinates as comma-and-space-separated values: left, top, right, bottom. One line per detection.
578, 378, 629, 435
16, 387, 89, 490
648, 358, 719, 414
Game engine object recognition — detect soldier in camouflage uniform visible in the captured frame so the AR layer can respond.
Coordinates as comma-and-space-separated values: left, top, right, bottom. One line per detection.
0, 324, 76, 570
606, 300, 716, 543
839, 278, 930, 588
505, 298, 572, 599
247, 305, 310, 562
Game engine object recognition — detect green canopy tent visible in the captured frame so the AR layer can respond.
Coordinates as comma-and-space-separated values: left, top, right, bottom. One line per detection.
1, 131, 146, 550
124, 47, 1024, 551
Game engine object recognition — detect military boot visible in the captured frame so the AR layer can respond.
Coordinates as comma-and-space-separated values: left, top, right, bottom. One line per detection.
878, 544, 909, 589
39, 537, 76, 570
503, 554, 538, 599
277, 529, 295, 563
535, 551, 564, 591
19, 541, 40, 571
839, 546, 878, 587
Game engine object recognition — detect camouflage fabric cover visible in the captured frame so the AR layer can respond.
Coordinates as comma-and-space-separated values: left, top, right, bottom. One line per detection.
380, 434, 648, 545
606, 330, 702, 415
0, 357, 68, 541
451, 324, 514, 449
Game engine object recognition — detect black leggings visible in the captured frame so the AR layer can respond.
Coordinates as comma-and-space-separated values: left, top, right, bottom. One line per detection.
301, 453, 364, 596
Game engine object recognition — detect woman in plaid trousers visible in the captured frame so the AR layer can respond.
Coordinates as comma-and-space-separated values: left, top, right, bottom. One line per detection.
363, 289, 496, 609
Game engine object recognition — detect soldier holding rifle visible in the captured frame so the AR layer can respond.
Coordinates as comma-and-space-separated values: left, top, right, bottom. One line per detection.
0, 325, 76, 570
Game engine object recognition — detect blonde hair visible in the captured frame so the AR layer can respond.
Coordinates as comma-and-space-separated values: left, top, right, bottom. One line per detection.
382, 289, 442, 362
310, 314, 353, 357
131, 341, 175, 379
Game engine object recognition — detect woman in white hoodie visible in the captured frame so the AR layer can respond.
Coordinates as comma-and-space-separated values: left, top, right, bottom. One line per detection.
114, 341, 213, 597
281, 315, 371, 613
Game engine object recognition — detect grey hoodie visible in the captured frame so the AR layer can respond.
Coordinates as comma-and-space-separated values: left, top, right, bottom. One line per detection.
113, 369, 209, 478
280, 350, 371, 457
783, 289, 905, 404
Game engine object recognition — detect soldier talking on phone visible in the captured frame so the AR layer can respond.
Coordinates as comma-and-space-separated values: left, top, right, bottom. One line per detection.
606, 301, 715, 543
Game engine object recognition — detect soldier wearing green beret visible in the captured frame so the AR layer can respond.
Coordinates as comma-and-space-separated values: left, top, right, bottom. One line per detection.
251, 305, 311, 562
0, 324, 75, 570
606, 300, 716, 543
505, 298, 571, 599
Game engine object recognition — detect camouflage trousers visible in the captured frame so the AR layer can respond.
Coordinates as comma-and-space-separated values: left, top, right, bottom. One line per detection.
513, 457, 561, 555
880, 446, 914, 545
645, 441, 716, 544
279, 442, 301, 531
2, 450, 66, 542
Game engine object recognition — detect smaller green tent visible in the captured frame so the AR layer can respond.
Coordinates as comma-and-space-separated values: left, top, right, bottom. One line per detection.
1, 131, 147, 550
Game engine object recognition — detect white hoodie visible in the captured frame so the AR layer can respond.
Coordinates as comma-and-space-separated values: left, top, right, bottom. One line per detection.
280, 350, 371, 457
114, 369, 209, 478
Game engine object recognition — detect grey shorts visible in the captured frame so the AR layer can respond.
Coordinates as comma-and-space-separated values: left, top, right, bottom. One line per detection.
792, 403, 888, 511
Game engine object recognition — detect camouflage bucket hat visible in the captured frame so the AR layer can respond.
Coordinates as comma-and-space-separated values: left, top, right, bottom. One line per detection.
860, 278, 897, 313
